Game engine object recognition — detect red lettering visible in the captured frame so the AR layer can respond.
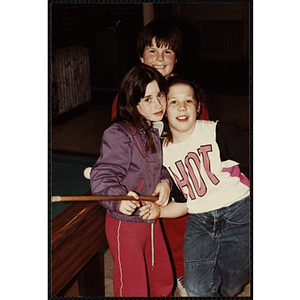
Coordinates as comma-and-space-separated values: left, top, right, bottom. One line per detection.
197, 145, 220, 185
168, 145, 219, 200
169, 160, 195, 199
185, 153, 207, 197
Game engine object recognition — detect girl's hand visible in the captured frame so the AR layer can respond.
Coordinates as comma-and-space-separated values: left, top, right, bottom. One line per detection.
152, 179, 170, 206
139, 201, 160, 220
118, 191, 140, 215
140, 201, 188, 220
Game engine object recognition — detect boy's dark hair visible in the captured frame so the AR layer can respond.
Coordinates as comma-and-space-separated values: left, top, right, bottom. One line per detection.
163, 76, 207, 144
137, 20, 182, 60
114, 65, 167, 153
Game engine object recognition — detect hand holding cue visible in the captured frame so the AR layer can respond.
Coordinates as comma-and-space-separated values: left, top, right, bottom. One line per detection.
51, 195, 159, 202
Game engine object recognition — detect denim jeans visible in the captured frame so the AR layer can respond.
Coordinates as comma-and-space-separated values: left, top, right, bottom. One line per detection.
184, 196, 250, 297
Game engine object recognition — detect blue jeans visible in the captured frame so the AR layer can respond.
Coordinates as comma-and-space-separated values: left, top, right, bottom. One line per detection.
184, 196, 250, 297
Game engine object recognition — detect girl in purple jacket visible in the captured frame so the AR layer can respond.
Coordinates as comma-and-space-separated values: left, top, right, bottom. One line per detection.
90, 65, 174, 297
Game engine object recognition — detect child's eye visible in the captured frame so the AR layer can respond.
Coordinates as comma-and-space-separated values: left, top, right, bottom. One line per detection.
144, 97, 151, 102
157, 92, 165, 98
165, 50, 174, 55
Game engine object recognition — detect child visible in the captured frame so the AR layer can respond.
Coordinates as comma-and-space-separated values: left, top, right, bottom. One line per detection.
111, 20, 209, 121
90, 65, 174, 297
140, 76, 250, 297
111, 20, 208, 296
111, 20, 181, 119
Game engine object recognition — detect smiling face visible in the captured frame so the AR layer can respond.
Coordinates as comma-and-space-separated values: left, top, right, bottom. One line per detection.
166, 83, 201, 143
140, 38, 176, 79
137, 80, 166, 122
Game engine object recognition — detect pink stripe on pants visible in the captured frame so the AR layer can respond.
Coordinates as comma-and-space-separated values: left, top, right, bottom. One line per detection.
105, 213, 174, 297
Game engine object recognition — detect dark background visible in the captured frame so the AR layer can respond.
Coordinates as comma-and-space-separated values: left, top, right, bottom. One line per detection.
51, 3, 250, 113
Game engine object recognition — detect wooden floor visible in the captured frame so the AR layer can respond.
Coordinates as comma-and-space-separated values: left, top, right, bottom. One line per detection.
51, 103, 251, 297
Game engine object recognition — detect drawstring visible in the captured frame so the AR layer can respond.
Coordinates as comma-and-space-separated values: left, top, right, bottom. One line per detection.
151, 222, 155, 269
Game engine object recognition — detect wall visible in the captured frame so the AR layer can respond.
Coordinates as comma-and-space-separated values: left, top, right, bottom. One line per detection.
50, 3, 251, 102
154, 3, 250, 95
51, 4, 144, 91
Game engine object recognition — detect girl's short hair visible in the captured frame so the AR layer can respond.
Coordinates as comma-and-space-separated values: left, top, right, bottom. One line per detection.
163, 76, 207, 144
166, 76, 206, 111
114, 65, 167, 152
137, 20, 182, 60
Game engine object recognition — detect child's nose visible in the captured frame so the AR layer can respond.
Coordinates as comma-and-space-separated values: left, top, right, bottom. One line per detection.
154, 97, 163, 107
178, 103, 187, 110
156, 52, 164, 61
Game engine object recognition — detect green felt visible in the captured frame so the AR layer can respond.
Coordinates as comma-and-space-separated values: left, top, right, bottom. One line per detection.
51, 153, 97, 219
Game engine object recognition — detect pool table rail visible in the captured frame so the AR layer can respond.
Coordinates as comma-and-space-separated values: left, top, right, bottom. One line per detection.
51, 191, 107, 296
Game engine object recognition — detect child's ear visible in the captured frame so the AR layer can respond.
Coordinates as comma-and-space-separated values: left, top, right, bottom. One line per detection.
197, 102, 202, 116
140, 56, 145, 64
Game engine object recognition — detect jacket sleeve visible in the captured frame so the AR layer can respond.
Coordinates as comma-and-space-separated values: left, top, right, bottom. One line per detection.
216, 122, 250, 168
160, 166, 173, 190
90, 124, 131, 212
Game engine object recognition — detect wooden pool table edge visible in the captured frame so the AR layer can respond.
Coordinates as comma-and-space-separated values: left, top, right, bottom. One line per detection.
51, 190, 107, 297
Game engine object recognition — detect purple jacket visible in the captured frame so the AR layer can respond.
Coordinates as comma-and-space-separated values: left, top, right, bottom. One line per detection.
90, 122, 171, 223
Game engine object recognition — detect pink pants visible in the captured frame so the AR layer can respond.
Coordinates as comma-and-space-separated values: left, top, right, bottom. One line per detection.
105, 214, 174, 297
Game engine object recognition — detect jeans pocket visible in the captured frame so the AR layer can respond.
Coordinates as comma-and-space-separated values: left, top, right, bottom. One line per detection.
223, 197, 250, 225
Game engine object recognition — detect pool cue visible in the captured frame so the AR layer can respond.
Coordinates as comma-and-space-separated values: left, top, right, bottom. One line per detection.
51, 195, 158, 202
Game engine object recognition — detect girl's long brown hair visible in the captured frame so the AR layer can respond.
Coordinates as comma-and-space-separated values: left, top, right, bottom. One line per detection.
113, 65, 167, 153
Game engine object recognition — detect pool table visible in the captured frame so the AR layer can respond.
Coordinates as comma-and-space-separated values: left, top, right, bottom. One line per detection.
51, 189, 107, 297
50, 153, 107, 297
